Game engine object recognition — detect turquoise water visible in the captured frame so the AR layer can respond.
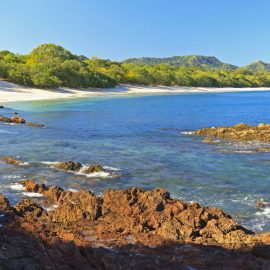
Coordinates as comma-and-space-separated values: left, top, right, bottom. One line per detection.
1, 91, 270, 231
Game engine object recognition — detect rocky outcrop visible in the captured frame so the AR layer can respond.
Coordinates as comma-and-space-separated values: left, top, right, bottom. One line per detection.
195, 122, 270, 142
0, 156, 25, 166
0, 116, 12, 123
52, 161, 107, 174
0, 181, 269, 269
10, 115, 25, 124
53, 161, 83, 172
26, 122, 45, 127
0, 114, 44, 127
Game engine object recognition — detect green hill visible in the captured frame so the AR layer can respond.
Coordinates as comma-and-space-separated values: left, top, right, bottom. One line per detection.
244, 60, 270, 73
123, 55, 238, 70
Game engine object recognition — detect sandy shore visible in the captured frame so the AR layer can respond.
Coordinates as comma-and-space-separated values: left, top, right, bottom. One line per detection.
0, 80, 270, 103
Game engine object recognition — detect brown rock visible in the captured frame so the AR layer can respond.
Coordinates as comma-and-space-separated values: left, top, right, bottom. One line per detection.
14, 199, 46, 220
202, 137, 215, 143
1, 156, 23, 166
0, 116, 12, 123
11, 115, 25, 124
26, 122, 45, 127
81, 164, 105, 174
53, 161, 82, 172
256, 201, 270, 208
194, 122, 270, 142
51, 189, 102, 223
0, 195, 11, 211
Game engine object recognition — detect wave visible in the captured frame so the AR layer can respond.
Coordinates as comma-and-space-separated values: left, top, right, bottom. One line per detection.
42, 204, 58, 211
181, 131, 195, 135
22, 192, 44, 198
67, 188, 79, 192
9, 183, 25, 191
41, 161, 121, 178
255, 207, 270, 218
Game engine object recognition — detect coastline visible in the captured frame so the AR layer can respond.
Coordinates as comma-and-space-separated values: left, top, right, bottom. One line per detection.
1, 80, 270, 103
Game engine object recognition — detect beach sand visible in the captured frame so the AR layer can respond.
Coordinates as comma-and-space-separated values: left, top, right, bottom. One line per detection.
0, 80, 270, 103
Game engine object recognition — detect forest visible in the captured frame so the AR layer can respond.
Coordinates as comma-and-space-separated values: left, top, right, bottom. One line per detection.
1, 43, 270, 89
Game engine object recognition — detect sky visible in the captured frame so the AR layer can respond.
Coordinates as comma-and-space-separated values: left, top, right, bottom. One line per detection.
1, 0, 270, 66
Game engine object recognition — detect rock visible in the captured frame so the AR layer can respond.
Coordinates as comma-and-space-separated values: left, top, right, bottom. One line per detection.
53, 161, 82, 172
194, 122, 270, 142
14, 199, 46, 220
26, 122, 45, 127
0, 195, 11, 211
256, 201, 270, 208
0, 116, 12, 123
202, 137, 215, 143
13, 112, 18, 115
51, 189, 102, 223
11, 115, 25, 124
1, 156, 23, 166
1, 181, 270, 269
0, 105, 4, 108
81, 164, 105, 174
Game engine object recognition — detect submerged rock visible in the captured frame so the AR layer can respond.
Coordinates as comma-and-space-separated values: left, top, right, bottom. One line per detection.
26, 122, 45, 127
202, 137, 215, 143
194, 122, 270, 142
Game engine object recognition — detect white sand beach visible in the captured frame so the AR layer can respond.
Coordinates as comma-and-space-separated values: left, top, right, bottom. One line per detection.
0, 80, 270, 103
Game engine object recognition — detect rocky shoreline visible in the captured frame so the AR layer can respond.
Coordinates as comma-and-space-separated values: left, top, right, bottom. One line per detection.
0, 180, 270, 269
195, 123, 270, 143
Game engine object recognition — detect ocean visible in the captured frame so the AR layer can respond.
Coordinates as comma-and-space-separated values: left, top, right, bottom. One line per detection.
1, 91, 270, 231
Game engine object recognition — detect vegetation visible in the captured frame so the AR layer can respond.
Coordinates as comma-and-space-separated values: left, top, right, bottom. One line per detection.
1, 43, 270, 88
124, 55, 238, 71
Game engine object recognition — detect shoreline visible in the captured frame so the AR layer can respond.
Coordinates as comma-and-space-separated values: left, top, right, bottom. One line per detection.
1, 80, 270, 103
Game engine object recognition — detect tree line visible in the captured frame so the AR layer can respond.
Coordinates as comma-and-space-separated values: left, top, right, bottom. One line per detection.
1, 43, 270, 89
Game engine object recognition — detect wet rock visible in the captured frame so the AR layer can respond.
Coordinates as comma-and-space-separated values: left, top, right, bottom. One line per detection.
26, 122, 45, 127
0, 195, 11, 212
81, 164, 105, 174
14, 199, 46, 220
53, 161, 82, 172
0, 116, 12, 123
1, 182, 270, 269
1, 156, 23, 166
0, 105, 4, 108
11, 115, 25, 124
51, 189, 102, 223
194, 122, 270, 142
256, 201, 270, 208
202, 137, 215, 143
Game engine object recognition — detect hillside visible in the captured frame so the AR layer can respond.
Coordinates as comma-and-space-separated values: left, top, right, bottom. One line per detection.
244, 60, 270, 73
123, 55, 238, 70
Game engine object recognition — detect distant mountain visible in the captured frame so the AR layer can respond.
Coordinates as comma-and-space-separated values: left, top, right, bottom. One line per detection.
123, 55, 238, 70
244, 60, 270, 73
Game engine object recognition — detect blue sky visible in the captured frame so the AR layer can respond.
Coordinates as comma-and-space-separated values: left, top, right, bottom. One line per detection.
1, 0, 269, 65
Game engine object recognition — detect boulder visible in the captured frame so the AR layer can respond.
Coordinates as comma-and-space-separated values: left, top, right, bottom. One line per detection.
11, 115, 25, 124
81, 164, 105, 174
1, 156, 23, 166
53, 161, 82, 172
0, 116, 12, 123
